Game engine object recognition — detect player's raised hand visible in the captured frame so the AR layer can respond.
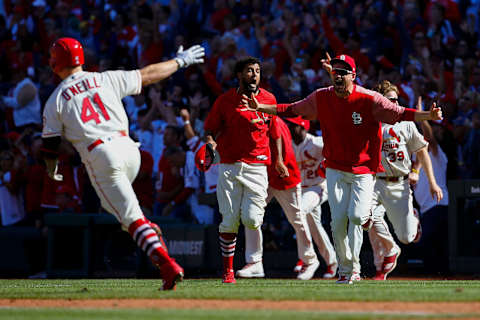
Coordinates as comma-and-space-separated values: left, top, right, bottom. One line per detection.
241, 93, 260, 111
175, 45, 205, 68
430, 182, 443, 203
179, 108, 190, 122
320, 52, 333, 75
429, 102, 443, 121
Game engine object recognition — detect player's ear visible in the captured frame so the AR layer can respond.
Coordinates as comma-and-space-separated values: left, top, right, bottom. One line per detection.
351, 72, 356, 81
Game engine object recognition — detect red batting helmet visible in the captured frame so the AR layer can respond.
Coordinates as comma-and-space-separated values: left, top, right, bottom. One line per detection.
195, 143, 219, 172
49, 37, 84, 74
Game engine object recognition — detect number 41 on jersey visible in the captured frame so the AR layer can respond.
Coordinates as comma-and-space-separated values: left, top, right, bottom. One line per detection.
81, 93, 110, 124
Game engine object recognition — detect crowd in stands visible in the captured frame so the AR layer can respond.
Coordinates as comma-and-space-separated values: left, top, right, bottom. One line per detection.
0, 0, 479, 271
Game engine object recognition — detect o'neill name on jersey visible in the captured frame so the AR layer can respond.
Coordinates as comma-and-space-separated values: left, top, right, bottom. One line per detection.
61, 77, 101, 101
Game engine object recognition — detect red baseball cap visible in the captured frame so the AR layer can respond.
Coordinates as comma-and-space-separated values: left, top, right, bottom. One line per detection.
331, 54, 356, 73
284, 116, 310, 131
194, 143, 219, 172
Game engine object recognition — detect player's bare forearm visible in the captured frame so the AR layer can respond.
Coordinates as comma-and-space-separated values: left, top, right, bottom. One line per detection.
257, 103, 277, 115
140, 60, 179, 86
417, 146, 443, 201
414, 103, 442, 122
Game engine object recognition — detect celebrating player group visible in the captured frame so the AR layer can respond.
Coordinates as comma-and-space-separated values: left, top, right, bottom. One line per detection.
41, 34, 442, 288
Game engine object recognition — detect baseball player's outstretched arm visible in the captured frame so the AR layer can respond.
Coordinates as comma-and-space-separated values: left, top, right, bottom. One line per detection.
416, 146, 443, 203
140, 45, 205, 86
241, 93, 277, 114
413, 102, 443, 122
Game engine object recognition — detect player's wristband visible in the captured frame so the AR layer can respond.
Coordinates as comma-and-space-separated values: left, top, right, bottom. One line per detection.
184, 120, 190, 125
411, 168, 419, 174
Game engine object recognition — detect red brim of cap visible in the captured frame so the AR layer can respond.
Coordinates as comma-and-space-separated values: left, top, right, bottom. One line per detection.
284, 117, 310, 131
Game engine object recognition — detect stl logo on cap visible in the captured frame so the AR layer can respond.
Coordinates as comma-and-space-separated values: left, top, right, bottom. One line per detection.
332, 54, 356, 73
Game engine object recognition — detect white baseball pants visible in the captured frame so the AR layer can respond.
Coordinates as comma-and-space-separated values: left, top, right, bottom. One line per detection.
244, 184, 318, 265
326, 168, 375, 276
371, 179, 418, 244
367, 204, 401, 271
82, 136, 144, 227
217, 162, 268, 233
302, 185, 337, 267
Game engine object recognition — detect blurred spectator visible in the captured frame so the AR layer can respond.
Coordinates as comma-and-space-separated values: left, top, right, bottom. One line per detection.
0, 150, 26, 226
55, 184, 80, 213
1, 76, 41, 131
414, 102, 450, 275
154, 125, 184, 216
132, 149, 154, 216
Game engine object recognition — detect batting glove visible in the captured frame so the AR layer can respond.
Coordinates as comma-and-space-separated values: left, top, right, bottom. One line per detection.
175, 45, 205, 68
45, 158, 63, 182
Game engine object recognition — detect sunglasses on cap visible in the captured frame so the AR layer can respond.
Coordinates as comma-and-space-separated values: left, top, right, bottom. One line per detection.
332, 68, 352, 76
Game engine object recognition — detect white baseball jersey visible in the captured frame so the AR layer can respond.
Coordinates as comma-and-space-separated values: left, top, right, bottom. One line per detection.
292, 133, 325, 187
42, 70, 142, 157
378, 122, 427, 177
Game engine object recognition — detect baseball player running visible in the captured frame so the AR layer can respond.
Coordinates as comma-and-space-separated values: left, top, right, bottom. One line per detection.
367, 81, 443, 280
204, 57, 282, 284
242, 53, 443, 284
237, 116, 320, 280
41, 37, 205, 290
285, 116, 338, 279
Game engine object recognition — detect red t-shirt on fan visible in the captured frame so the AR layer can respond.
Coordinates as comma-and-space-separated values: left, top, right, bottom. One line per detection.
268, 117, 301, 190
204, 88, 277, 165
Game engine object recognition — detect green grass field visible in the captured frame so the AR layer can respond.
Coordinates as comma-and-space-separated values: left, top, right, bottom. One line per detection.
0, 279, 479, 319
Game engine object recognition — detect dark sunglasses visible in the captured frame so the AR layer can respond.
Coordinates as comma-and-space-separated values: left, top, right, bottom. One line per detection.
332, 68, 352, 76
388, 97, 398, 102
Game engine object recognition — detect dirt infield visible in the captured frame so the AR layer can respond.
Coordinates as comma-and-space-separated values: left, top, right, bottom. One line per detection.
1, 299, 480, 316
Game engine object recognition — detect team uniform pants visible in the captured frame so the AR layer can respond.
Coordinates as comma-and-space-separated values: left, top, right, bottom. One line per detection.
302, 185, 337, 267
244, 184, 318, 265
217, 162, 268, 233
82, 136, 144, 227
326, 168, 375, 276
368, 178, 418, 270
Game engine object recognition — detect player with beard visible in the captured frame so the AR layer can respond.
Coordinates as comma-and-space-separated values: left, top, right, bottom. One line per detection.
242, 53, 443, 284
204, 57, 286, 284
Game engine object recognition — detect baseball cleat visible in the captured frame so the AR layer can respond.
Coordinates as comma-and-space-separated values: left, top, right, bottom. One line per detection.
322, 263, 338, 279
373, 270, 386, 281
293, 259, 303, 273
382, 249, 401, 279
160, 259, 184, 290
336, 275, 353, 284
297, 259, 319, 280
350, 272, 361, 281
412, 208, 422, 243
222, 270, 236, 284
236, 262, 265, 278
